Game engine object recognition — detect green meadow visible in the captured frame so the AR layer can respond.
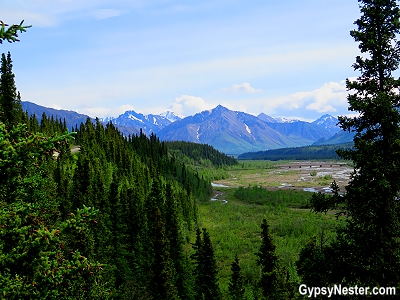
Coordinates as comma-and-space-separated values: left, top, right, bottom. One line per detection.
196, 160, 345, 296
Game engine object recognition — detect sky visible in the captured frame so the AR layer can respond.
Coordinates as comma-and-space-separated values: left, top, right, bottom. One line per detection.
2, 0, 363, 121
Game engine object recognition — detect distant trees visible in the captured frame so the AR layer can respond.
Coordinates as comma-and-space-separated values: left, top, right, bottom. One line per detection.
299, 0, 400, 290
166, 141, 238, 167
237, 143, 353, 161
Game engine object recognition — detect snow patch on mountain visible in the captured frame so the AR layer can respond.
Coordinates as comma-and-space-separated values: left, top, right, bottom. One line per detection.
160, 111, 182, 122
244, 123, 251, 134
274, 117, 301, 123
196, 126, 201, 140
129, 114, 144, 123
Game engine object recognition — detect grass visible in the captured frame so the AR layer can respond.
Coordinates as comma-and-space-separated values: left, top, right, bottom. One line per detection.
196, 186, 344, 296
190, 159, 349, 298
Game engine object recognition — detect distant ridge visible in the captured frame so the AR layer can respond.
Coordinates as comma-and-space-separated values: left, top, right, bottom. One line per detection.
313, 130, 355, 145
21, 101, 139, 136
238, 142, 354, 160
21, 101, 95, 131
22, 101, 345, 155
158, 105, 311, 154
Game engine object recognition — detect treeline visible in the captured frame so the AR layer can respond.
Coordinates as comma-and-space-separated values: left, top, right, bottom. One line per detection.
1, 114, 206, 298
166, 140, 238, 167
1, 108, 294, 298
238, 143, 354, 160
0, 49, 223, 298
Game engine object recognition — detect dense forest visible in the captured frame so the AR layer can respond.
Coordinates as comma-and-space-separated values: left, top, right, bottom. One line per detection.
238, 143, 354, 161
2, 0, 400, 297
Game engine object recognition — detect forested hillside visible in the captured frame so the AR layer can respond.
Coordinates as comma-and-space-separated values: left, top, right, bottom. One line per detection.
0, 40, 231, 297
2, 101, 229, 298
166, 141, 238, 167
238, 143, 353, 160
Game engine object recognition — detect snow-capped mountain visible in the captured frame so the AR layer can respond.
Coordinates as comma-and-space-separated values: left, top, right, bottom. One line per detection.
160, 111, 182, 122
106, 110, 173, 135
274, 117, 302, 123
312, 114, 341, 135
157, 105, 325, 154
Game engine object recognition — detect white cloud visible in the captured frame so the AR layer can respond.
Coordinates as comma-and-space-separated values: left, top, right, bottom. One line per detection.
209, 79, 351, 119
76, 104, 135, 118
1, 9, 57, 27
3, 1, 133, 26
170, 95, 215, 116
304, 81, 348, 113
77, 107, 110, 118
222, 82, 261, 93
108, 104, 135, 117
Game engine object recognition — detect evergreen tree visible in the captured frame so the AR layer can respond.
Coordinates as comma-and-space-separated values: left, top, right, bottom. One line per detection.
191, 228, 221, 300
149, 207, 179, 300
165, 183, 193, 300
0, 52, 22, 127
305, 0, 400, 289
256, 219, 287, 300
228, 255, 245, 300
201, 228, 221, 300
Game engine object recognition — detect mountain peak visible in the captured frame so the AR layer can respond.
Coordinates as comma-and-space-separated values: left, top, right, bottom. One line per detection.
213, 104, 229, 111
160, 111, 182, 122
312, 114, 340, 135
274, 117, 301, 123
258, 113, 277, 123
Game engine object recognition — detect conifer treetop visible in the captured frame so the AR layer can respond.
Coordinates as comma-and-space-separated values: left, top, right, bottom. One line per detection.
0, 20, 31, 44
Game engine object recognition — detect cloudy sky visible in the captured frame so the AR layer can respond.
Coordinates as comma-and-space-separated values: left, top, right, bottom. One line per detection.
2, 0, 362, 121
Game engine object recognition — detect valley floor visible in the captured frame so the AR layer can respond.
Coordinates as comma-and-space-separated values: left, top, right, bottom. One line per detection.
196, 160, 348, 297
213, 159, 353, 193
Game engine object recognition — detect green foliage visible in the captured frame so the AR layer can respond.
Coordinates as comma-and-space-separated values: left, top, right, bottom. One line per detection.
295, 236, 330, 287
234, 185, 310, 208
0, 203, 109, 299
0, 20, 31, 44
256, 219, 289, 300
228, 255, 246, 300
166, 141, 238, 167
192, 228, 221, 300
0, 122, 72, 204
0, 121, 110, 298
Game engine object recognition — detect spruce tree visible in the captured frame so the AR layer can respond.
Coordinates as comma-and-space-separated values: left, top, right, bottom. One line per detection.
256, 219, 287, 300
191, 228, 221, 300
0, 52, 22, 127
306, 0, 400, 289
228, 255, 245, 300
201, 228, 221, 300
191, 228, 204, 299
149, 207, 179, 300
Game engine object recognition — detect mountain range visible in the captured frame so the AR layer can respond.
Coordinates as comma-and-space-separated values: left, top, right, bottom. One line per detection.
21, 101, 351, 155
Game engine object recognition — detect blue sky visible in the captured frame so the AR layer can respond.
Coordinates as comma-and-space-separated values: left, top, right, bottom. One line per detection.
2, 0, 362, 121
